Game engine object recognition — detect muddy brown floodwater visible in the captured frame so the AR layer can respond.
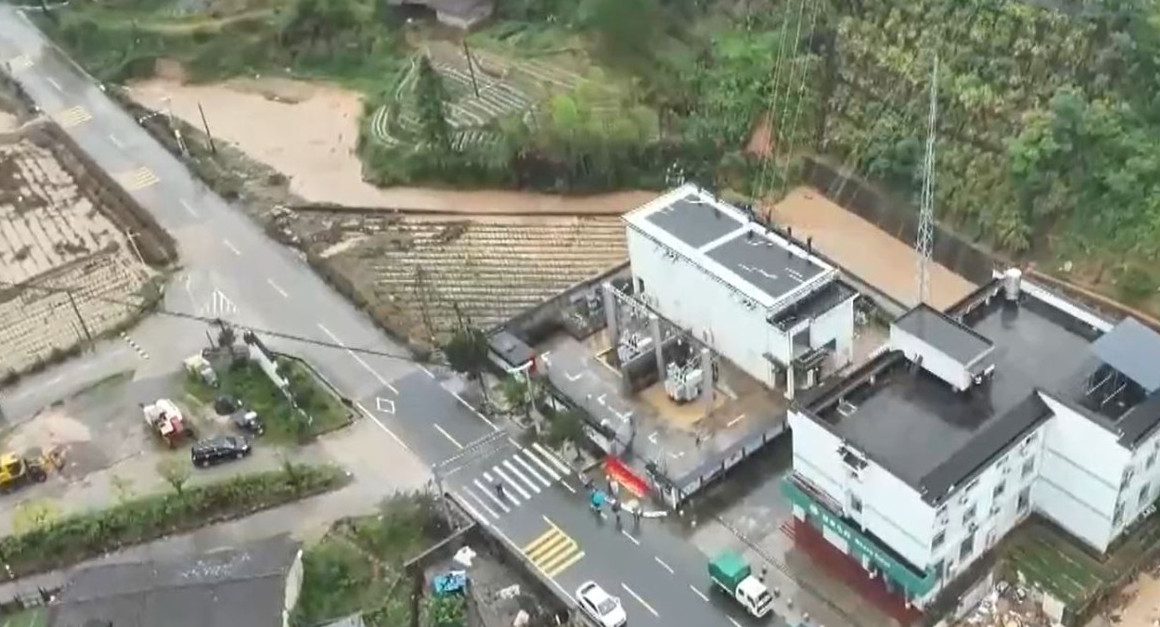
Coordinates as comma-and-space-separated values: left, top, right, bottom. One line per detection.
126, 76, 653, 214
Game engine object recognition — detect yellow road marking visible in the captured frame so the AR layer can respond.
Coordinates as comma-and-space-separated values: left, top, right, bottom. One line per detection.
55, 105, 92, 128
120, 167, 159, 190
522, 520, 584, 578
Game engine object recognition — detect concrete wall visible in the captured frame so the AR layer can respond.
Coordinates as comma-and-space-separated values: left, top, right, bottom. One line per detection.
282, 550, 304, 627
889, 325, 972, 391
1036, 394, 1127, 551
628, 226, 780, 387
809, 294, 856, 368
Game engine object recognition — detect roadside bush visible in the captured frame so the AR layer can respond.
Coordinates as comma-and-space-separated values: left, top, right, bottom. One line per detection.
0, 465, 349, 579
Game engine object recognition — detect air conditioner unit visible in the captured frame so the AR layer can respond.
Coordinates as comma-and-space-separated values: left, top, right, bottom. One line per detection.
968, 521, 978, 533
989, 504, 1000, 517
958, 494, 969, 506
1002, 466, 1011, 476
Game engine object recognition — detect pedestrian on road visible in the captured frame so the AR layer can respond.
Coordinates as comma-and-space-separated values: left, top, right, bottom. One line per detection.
495, 482, 506, 499
633, 506, 642, 529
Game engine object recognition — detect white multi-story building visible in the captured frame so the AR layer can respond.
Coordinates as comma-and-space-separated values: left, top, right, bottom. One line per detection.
785, 270, 1160, 609
623, 184, 857, 397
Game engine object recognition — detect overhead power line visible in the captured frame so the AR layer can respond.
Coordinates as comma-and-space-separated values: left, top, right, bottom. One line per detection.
0, 278, 445, 368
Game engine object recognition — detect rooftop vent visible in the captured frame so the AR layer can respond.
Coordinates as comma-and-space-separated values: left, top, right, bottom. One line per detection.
890, 304, 996, 392
1003, 268, 1022, 301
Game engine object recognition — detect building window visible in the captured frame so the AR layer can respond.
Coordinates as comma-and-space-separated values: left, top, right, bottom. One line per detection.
1141, 484, 1152, 509
1114, 501, 1126, 526
1148, 452, 1157, 470
850, 496, 862, 513
959, 533, 975, 561
931, 559, 945, 580
962, 504, 976, 524
932, 530, 945, 550
1017, 487, 1031, 513
993, 481, 1006, 500
1022, 459, 1035, 478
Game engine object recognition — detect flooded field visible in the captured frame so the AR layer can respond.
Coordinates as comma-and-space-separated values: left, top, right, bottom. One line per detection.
770, 186, 975, 311
126, 76, 652, 214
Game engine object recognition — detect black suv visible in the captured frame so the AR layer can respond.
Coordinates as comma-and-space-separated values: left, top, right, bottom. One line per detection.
191, 435, 252, 467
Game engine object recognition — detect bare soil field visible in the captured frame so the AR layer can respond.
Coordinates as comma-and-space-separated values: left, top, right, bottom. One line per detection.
127, 75, 651, 214
0, 126, 154, 377
295, 212, 627, 345
769, 186, 975, 311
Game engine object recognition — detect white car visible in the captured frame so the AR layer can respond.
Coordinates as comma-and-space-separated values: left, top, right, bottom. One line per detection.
576, 581, 627, 627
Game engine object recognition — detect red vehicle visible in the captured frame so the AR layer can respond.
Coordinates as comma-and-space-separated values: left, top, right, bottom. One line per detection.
142, 399, 194, 448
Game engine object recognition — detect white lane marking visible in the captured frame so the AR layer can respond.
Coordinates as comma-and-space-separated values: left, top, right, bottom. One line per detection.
462, 486, 499, 519
655, 556, 674, 574
493, 465, 529, 501
728, 617, 743, 627
46, 77, 61, 91
504, 459, 540, 494
513, 453, 550, 487
621, 530, 640, 546
222, 238, 242, 256
451, 390, 497, 429
521, 445, 561, 481
532, 442, 571, 474
726, 413, 747, 428
434, 424, 464, 449
558, 480, 577, 494
483, 470, 494, 482
353, 401, 410, 452
455, 491, 489, 524
266, 279, 289, 298
108, 133, 124, 148
317, 323, 399, 394
621, 583, 659, 618
419, 365, 435, 378
689, 585, 709, 602
179, 198, 199, 217
474, 478, 511, 513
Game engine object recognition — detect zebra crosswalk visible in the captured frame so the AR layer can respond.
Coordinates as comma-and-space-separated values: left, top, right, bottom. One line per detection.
454, 441, 573, 521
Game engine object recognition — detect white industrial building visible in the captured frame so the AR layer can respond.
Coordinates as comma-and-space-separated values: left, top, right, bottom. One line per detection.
623, 184, 857, 398
785, 269, 1160, 609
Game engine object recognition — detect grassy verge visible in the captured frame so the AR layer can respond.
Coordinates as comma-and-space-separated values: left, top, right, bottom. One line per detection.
292, 494, 443, 627
0, 464, 348, 579
0, 607, 46, 627
184, 358, 351, 444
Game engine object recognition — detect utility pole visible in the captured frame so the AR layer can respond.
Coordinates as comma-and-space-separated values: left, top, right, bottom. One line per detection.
916, 56, 939, 305
197, 102, 217, 155
462, 40, 481, 99
65, 287, 94, 348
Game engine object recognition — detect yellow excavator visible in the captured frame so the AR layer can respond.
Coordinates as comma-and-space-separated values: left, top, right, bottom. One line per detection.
0, 450, 57, 493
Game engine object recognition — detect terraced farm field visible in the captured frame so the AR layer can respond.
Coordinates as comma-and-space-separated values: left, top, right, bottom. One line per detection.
304, 213, 627, 345
0, 130, 154, 377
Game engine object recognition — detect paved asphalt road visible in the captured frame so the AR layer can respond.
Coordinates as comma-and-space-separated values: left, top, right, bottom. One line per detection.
0, 8, 792, 626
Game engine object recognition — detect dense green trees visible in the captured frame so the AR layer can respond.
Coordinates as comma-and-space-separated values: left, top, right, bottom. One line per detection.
414, 56, 453, 151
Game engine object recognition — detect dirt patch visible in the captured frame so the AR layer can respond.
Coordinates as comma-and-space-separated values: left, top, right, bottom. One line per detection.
0, 126, 155, 376
0, 109, 17, 133
294, 212, 628, 346
769, 186, 975, 311
153, 58, 188, 83
3, 407, 93, 452
125, 76, 652, 214
1112, 572, 1160, 627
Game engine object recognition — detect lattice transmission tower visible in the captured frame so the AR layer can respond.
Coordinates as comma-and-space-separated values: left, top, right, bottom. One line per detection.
916, 57, 939, 305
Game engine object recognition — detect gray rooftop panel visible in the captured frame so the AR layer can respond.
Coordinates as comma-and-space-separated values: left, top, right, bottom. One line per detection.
1092, 317, 1160, 393
893, 305, 993, 365
704, 231, 825, 303
645, 195, 743, 249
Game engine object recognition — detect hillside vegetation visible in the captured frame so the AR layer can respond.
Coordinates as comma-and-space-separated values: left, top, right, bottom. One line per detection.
39, 0, 1160, 303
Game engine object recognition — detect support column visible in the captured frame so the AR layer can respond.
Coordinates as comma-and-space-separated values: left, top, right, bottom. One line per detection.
700, 348, 714, 414
785, 365, 796, 401
650, 314, 664, 379
603, 282, 619, 357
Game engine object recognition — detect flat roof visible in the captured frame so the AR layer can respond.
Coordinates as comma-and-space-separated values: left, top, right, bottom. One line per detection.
704, 231, 827, 305
645, 194, 743, 249
812, 284, 1098, 503
893, 304, 993, 365
1092, 317, 1160, 393
624, 184, 835, 310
